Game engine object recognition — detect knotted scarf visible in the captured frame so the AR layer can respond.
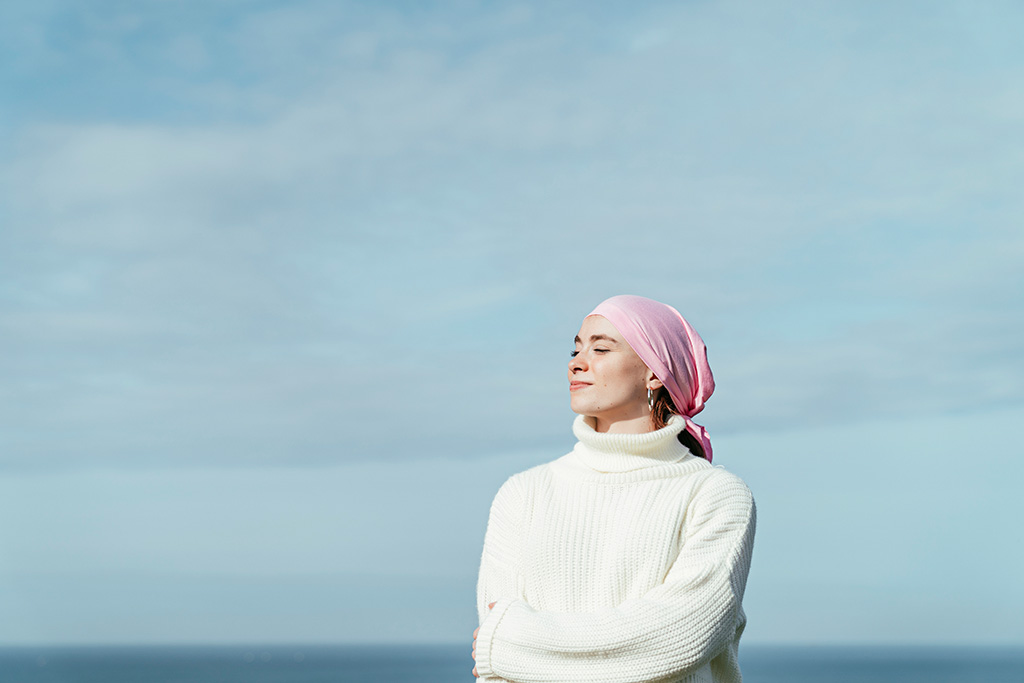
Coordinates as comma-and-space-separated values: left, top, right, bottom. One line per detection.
588, 295, 716, 461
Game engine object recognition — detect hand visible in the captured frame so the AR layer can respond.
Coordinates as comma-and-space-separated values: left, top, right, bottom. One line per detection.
472, 602, 496, 677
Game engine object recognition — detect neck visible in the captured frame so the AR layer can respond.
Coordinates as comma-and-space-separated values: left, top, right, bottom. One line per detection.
594, 412, 654, 434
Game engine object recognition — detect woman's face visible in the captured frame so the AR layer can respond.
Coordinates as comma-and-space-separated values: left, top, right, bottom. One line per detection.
568, 315, 659, 430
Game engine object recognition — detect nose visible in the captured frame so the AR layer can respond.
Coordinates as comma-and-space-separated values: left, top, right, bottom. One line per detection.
568, 352, 586, 373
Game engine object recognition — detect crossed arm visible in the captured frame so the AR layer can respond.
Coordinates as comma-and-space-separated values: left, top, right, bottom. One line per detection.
472, 473, 755, 683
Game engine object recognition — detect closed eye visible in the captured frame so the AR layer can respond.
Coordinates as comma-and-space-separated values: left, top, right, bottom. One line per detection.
571, 348, 610, 358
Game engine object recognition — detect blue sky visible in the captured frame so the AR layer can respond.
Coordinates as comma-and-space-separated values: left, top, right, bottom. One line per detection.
1, 0, 1022, 646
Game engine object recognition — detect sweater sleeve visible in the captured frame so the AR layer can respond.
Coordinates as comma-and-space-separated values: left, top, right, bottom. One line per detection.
476, 474, 526, 634
474, 471, 756, 683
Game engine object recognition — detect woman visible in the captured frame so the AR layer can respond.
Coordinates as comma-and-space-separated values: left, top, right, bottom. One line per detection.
472, 295, 756, 683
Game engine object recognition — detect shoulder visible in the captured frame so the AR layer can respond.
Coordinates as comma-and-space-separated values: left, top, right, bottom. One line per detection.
690, 466, 755, 520
698, 466, 753, 496
488, 460, 555, 510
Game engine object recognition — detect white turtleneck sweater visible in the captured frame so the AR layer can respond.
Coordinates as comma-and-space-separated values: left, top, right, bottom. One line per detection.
475, 415, 755, 683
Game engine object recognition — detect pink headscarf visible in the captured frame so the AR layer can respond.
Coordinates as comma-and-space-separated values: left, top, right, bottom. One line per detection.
588, 295, 716, 461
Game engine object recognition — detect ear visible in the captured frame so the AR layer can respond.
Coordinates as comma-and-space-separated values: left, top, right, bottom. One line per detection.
645, 371, 663, 391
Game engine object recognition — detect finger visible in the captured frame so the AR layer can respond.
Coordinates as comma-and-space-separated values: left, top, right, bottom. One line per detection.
488, 602, 496, 609
472, 665, 479, 677
473, 627, 479, 637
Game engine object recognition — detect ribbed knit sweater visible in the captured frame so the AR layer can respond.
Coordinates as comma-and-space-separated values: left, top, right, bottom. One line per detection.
475, 414, 756, 683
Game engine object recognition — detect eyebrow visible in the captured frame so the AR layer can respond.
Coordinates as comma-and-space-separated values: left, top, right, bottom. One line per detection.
574, 334, 619, 344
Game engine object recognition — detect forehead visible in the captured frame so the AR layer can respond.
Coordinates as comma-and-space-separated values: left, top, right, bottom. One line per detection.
576, 314, 622, 340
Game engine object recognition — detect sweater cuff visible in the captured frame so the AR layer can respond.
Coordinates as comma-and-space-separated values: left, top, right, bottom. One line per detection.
474, 597, 519, 679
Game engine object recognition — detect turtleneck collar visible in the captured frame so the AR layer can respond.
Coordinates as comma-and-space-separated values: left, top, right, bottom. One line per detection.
571, 414, 695, 473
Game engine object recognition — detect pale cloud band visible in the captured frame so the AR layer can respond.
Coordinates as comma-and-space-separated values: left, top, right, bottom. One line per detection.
1, 0, 1021, 472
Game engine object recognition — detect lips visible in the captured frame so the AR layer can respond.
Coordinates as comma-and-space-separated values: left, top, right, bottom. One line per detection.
569, 381, 591, 392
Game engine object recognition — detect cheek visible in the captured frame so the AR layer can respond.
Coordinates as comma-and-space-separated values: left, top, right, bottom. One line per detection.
597, 359, 644, 392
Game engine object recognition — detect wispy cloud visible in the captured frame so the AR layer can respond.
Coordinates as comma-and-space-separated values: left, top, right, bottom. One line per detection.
1, 0, 1022, 469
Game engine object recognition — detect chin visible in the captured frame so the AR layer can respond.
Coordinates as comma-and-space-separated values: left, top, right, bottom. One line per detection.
568, 399, 588, 416
569, 401, 599, 420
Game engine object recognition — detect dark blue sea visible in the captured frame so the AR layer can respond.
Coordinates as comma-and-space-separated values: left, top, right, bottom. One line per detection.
0, 644, 1021, 682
